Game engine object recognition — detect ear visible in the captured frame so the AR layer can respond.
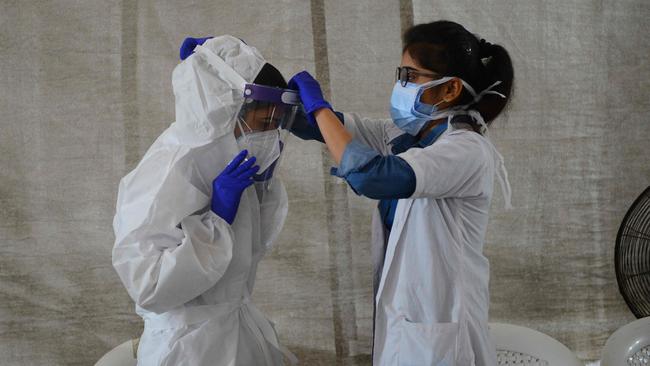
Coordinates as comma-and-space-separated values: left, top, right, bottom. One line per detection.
443, 78, 464, 103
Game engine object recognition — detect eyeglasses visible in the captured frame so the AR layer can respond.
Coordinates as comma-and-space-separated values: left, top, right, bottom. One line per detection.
395, 66, 439, 87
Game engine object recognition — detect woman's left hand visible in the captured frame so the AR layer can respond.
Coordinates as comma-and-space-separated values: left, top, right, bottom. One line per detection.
289, 71, 332, 124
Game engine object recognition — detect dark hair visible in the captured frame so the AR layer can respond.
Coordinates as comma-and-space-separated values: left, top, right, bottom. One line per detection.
403, 20, 514, 124
253, 63, 288, 89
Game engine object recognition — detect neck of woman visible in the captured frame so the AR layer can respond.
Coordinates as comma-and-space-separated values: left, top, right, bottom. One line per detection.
417, 118, 447, 140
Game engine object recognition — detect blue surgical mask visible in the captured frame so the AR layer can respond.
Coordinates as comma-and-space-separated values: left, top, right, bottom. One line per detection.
389, 80, 446, 135
414, 99, 437, 115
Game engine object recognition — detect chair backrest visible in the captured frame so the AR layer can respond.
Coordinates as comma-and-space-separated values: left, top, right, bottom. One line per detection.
489, 323, 582, 366
94, 339, 138, 366
601, 317, 650, 366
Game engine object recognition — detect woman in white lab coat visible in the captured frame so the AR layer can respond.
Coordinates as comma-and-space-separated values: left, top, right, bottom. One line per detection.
289, 20, 514, 365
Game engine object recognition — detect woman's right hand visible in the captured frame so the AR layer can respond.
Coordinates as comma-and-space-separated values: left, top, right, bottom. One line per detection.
211, 150, 259, 224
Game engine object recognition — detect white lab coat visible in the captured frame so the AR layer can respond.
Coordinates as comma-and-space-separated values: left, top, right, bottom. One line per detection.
342, 113, 499, 366
112, 36, 289, 366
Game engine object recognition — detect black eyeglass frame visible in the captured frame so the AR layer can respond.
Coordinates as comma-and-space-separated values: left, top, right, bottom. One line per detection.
395, 66, 440, 87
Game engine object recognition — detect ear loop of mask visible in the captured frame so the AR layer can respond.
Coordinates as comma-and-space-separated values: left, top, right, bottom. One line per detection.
236, 116, 252, 147
466, 82, 512, 210
412, 77, 454, 119
239, 104, 282, 191
458, 80, 506, 135
266, 101, 297, 191
260, 105, 281, 191
265, 105, 297, 191
455, 80, 511, 209
267, 106, 276, 131
255, 129, 282, 192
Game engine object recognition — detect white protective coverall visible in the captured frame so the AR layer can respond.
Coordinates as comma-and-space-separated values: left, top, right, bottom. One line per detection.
341, 113, 501, 366
112, 36, 290, 366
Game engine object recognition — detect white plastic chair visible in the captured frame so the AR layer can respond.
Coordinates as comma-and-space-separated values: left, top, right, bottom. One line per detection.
601, 317, 650, 366
95, 338, 138, 366
489, 323, 582, 366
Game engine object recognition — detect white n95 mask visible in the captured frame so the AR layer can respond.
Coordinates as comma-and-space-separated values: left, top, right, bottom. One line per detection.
237, 130, 281, 174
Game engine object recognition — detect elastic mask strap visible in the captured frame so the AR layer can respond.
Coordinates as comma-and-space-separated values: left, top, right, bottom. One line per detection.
474, 80, 506, 102
457, 80, 505, 108
240, 119, 254, 134
462, 81, 512, 209
236, 117, 251, 146
418, 76, 455, 90
453, 80, 507, 135
415, 77, 455, 105
467, 110, 489, 136
417, 78, 506, 126
194, 44, 247, 91
262, 130, 282, 191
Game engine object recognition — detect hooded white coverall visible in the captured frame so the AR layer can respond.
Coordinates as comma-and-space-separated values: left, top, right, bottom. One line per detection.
112, 36, 289, 366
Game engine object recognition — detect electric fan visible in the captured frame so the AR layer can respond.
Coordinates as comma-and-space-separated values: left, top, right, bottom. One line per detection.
615, 185, 650, 318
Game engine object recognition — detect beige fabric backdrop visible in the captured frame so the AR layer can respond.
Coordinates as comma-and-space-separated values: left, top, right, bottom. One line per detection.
1, 0, 648, 364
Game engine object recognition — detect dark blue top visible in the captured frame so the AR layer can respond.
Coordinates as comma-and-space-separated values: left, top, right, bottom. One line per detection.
289, 109, 345, 143
373, 123, 448, 230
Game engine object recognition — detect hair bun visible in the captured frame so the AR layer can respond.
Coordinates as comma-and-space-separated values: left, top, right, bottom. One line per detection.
479, 39, 493, 58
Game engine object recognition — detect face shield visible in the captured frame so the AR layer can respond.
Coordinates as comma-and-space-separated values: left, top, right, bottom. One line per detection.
234, 83, 299, 186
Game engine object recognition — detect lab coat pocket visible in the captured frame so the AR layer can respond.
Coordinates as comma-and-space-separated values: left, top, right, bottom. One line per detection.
398, 319, 458, 366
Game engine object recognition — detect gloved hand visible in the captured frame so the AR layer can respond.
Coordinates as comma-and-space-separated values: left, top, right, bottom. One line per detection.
179, 36, 213, 60
288, 71, 332, 125
211, 150, 259, 225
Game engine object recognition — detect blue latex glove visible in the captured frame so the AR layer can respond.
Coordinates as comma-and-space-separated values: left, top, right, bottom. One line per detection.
179, 36, 213, 60
211, 150, 259, 225
288, 71, 332, 125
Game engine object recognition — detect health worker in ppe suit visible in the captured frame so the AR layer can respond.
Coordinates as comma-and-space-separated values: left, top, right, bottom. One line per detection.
112, 35, 300, 366
289, 21, 514, 365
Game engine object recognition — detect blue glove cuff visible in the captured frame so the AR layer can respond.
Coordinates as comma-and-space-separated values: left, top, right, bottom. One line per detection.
305, 101, 332, 115
306, 102, 333, 125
